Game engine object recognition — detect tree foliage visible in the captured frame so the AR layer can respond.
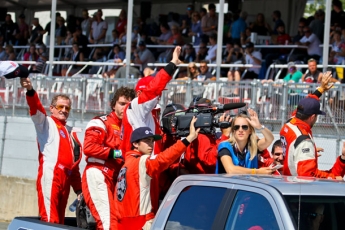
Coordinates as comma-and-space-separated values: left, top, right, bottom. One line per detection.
304, 0, 345, 17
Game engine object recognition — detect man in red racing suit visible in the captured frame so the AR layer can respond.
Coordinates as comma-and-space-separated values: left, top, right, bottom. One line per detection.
82, 87, 135, 230
20, 77, 82, 224
280, 95, 345, 179
115, 117, 199, 230
120, 46, 182, 158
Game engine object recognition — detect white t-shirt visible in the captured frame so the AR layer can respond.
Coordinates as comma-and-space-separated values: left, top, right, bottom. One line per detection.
91, 20, 108, 42
300, 33, 322, 56
205, 45, 217, 63
245, 51, 262, 74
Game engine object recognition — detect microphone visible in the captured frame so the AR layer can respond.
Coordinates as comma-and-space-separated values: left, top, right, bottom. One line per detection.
216, 103, 246, 111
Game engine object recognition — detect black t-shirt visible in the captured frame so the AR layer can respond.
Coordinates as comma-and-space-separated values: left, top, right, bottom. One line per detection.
217, 144, 247, 174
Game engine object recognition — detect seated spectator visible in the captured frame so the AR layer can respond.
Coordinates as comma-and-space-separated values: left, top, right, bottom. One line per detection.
205, 33, 217, 63
301, 58, 322, 83
150, 23, 172, 45
250, 13, 270, 36
329, 30, 345, 64
201, 3, 218, 43
61, 42, 85, 76
23, 43, 39, 69
283, 62, 302, 83
119, 25, 140, 44
240, 27, 252, 46
102, 44, 125, 78
224, 42, 243, 64
0, 42, 6, 60
196, 60, 215, 81
195, 42, 208, 62
188, 12, 203, 45
4, 44, 15, 61
133, 41, 155, 69
168, 12, 180, 30
55, 17, 67, 45
217, 108, 274, 174
230, 11, 247, 44
114, 59, 141, 79
181, 43, 196, 63
63, 30, 74, 58
178, 62, 199, 80
111, 29, 120, 44
167, 25, 184, 46
297, 26, 322, 63
292, 19, 307, 44
228, 42, 261, 84
34, 44, 49, 73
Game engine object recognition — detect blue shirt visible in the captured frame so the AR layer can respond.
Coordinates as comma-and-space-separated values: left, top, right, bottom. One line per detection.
231, 18, 247, 39
191, 21, 203, 45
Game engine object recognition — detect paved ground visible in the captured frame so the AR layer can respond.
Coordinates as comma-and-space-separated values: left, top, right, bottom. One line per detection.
0, 222, 9, 230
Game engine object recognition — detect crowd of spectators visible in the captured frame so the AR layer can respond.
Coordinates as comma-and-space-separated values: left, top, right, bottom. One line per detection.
2, 1, 345, 83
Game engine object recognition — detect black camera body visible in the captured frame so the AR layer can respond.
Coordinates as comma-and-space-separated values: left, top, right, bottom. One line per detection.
162, 103, 246, 137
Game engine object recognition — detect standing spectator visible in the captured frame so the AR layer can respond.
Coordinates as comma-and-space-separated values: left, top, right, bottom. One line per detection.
188, 12, 203, 45
271, 10, 285, 34
41, 12, 61, 45
115, 119, 199, 230
16, 14, 29, 45
73, 26, 89, 57
81, 9, 92, 38
82, 87, 135, 230
201, 3, 218, 43
55, 17, 67, 45
283, 62, 303, 83
280, 94, 345, 179
250, 13, 270, 36
116, 9, 127, 35
29, 18, 43, 44
133, 41, 155, 69
230, 11, 247, 44
20, 77, 83, 224
292, 19, 307, 44
23, 43, 39, 68
298, 27, 322, 63
1, 14, 19, 45
309, 9, 325, 43
331, 0, 345, 28
181, 5, 194, 37
89, 9, 108, 44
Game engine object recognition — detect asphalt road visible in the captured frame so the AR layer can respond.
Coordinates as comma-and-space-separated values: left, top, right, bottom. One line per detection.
0, 222, 8, 230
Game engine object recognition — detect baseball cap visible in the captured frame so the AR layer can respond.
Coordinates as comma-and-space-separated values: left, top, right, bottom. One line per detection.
189, 97, 212, 107
135, 76, 154, 91
138, 41, 146, 46
297, 97, 326, 115
162, 103, 185, 116
130, 127, 162, 143
245, 42, 254, 49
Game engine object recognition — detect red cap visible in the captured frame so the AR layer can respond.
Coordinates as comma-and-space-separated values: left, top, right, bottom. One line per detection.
135, 76, 154, 91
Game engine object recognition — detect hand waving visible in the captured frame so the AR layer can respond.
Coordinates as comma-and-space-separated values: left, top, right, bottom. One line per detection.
320, 71, 334, 92
171, 46, 182, 66
246, 108, 261, 129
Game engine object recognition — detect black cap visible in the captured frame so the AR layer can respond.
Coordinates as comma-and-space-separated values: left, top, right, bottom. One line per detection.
245, 42, 254, 49
130, 127, 162, 143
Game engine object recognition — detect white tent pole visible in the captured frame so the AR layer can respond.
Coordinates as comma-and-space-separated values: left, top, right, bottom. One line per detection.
216, 0, 224, 82
48, 0, 57, 76
322, 0, 331, 72
125, 0, 133, 81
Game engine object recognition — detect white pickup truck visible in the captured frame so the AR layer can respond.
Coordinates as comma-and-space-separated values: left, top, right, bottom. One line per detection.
8, 174, 345, 230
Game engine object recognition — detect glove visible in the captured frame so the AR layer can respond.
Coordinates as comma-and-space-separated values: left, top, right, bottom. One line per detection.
112, 149, 122, 159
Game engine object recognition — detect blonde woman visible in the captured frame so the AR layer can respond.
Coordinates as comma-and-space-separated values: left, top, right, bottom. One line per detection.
217, 108, 275, 174
176, 62, 199, 80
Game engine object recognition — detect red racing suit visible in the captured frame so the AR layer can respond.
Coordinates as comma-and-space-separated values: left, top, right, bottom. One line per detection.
120, 63, 176, 158
26, 89, 82, 224
82, 112, 124, 230
280, 117, 345, 178
115, 139, 189, 230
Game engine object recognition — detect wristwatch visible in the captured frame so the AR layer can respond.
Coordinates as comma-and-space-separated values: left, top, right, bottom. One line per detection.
256, 125, 265, 131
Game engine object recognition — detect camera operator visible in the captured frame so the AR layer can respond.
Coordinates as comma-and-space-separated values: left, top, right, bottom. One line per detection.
181, 97, 232, 174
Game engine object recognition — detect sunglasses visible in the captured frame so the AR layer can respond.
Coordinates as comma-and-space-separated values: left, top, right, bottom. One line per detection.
189, 66, 196, 69
233, 125, 249, 131
199, 65, 207, 68
54, 104, 71, 112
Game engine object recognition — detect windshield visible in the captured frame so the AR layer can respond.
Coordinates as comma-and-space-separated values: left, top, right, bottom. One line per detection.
284, 195, 345, 230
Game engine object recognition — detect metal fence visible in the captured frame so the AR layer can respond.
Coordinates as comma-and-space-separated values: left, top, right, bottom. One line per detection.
0, 75, 344, 174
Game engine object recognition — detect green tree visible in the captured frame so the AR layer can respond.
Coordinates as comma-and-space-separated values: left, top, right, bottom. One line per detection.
304, 0, 325, 17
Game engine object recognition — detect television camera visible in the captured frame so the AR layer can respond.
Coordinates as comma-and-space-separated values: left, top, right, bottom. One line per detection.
162, 102, 246, 137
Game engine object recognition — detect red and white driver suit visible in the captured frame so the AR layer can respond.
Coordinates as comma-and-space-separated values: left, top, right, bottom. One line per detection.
82, 112, 123, 230
280, 117, 345, 178
26, 89, 82, 224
